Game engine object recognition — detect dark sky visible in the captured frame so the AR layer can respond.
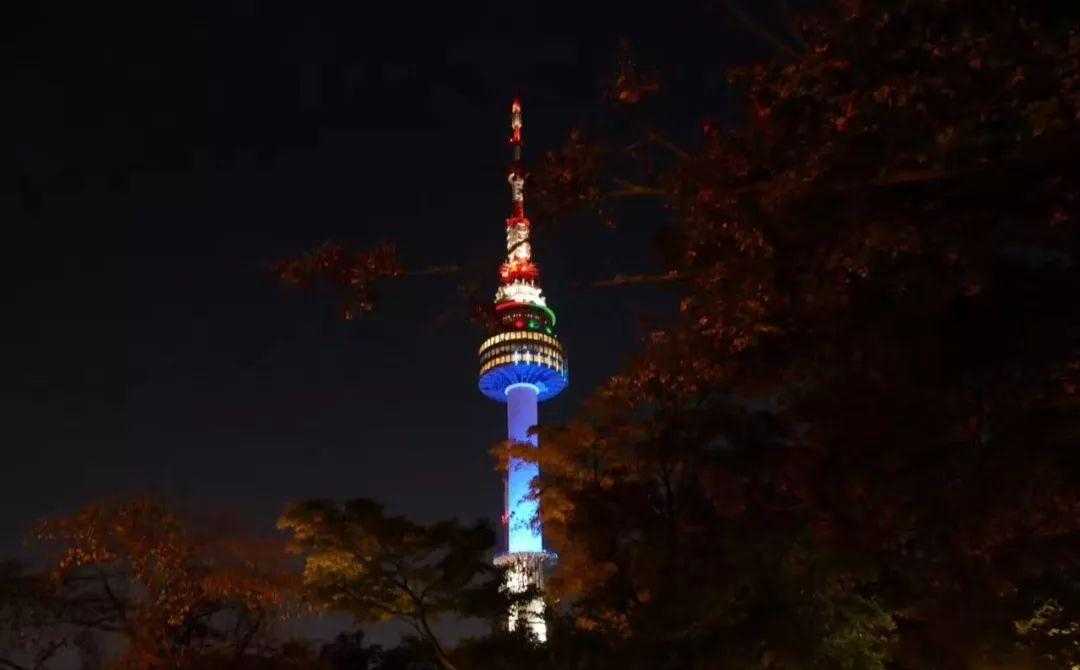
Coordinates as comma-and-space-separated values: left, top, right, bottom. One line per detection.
6, 1, 795, 558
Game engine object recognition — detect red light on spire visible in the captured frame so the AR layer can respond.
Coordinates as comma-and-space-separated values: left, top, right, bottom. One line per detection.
510, 99, 523, 147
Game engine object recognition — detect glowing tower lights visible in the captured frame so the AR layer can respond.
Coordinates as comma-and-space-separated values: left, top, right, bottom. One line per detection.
477, 99, 567, 641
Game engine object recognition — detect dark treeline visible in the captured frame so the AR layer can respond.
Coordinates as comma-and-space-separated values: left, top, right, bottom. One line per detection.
6, 1, 1080, 668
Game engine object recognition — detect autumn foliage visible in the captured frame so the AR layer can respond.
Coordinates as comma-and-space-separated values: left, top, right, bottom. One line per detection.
275, 241, 404, 320
31, 498, 297, 668
519, 0, 1080, 667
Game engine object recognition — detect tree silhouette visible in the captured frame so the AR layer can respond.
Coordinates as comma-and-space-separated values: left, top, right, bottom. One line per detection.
522, 1, 1080, 666
278, 499, 507, 670
30, 497, 298, 668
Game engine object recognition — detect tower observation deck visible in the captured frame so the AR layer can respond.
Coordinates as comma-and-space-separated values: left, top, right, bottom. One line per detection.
477, 100, 567, 641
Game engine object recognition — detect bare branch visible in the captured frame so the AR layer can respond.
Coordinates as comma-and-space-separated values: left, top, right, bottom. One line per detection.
591, 271, 683, 288
609, 178, 669, 199
719, 0, 801, 59
407, 265, 461, 277
648, 132, 690, 160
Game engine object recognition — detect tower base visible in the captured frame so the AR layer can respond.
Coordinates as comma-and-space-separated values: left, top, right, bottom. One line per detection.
494, 551, 556, 642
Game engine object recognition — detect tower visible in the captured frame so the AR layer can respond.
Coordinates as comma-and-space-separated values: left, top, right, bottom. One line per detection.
477, 99, 568, 641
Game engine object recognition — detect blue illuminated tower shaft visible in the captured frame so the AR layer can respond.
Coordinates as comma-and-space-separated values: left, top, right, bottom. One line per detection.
506, 383, 542, 553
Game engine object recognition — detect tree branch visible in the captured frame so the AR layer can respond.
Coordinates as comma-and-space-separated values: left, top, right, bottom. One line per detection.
648, 132, 690, 160
416, 607, 459, 670
608, 179, 669, 199
32, 639, 66, 670
406, 265, 461, 278
720, 0, 801, 59
231, 609, 264, 664
92, 568, 127, 628
591, 271, 683, 288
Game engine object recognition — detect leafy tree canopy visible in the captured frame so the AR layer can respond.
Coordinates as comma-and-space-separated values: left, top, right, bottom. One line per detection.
278, 499, 506, 670
519, 0, 1080, 667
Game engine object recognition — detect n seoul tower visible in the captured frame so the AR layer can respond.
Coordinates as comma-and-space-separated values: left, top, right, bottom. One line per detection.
477, 99, 568, 641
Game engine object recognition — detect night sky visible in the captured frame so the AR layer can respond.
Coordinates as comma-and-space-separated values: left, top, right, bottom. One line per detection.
7, 2, 788, 557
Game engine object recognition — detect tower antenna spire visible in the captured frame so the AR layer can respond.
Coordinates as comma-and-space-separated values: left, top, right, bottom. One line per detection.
509, 99, 525, 219
501, 99, 540, 288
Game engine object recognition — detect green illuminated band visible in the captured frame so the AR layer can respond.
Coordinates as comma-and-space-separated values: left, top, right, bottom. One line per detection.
494, 301, 557, 327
